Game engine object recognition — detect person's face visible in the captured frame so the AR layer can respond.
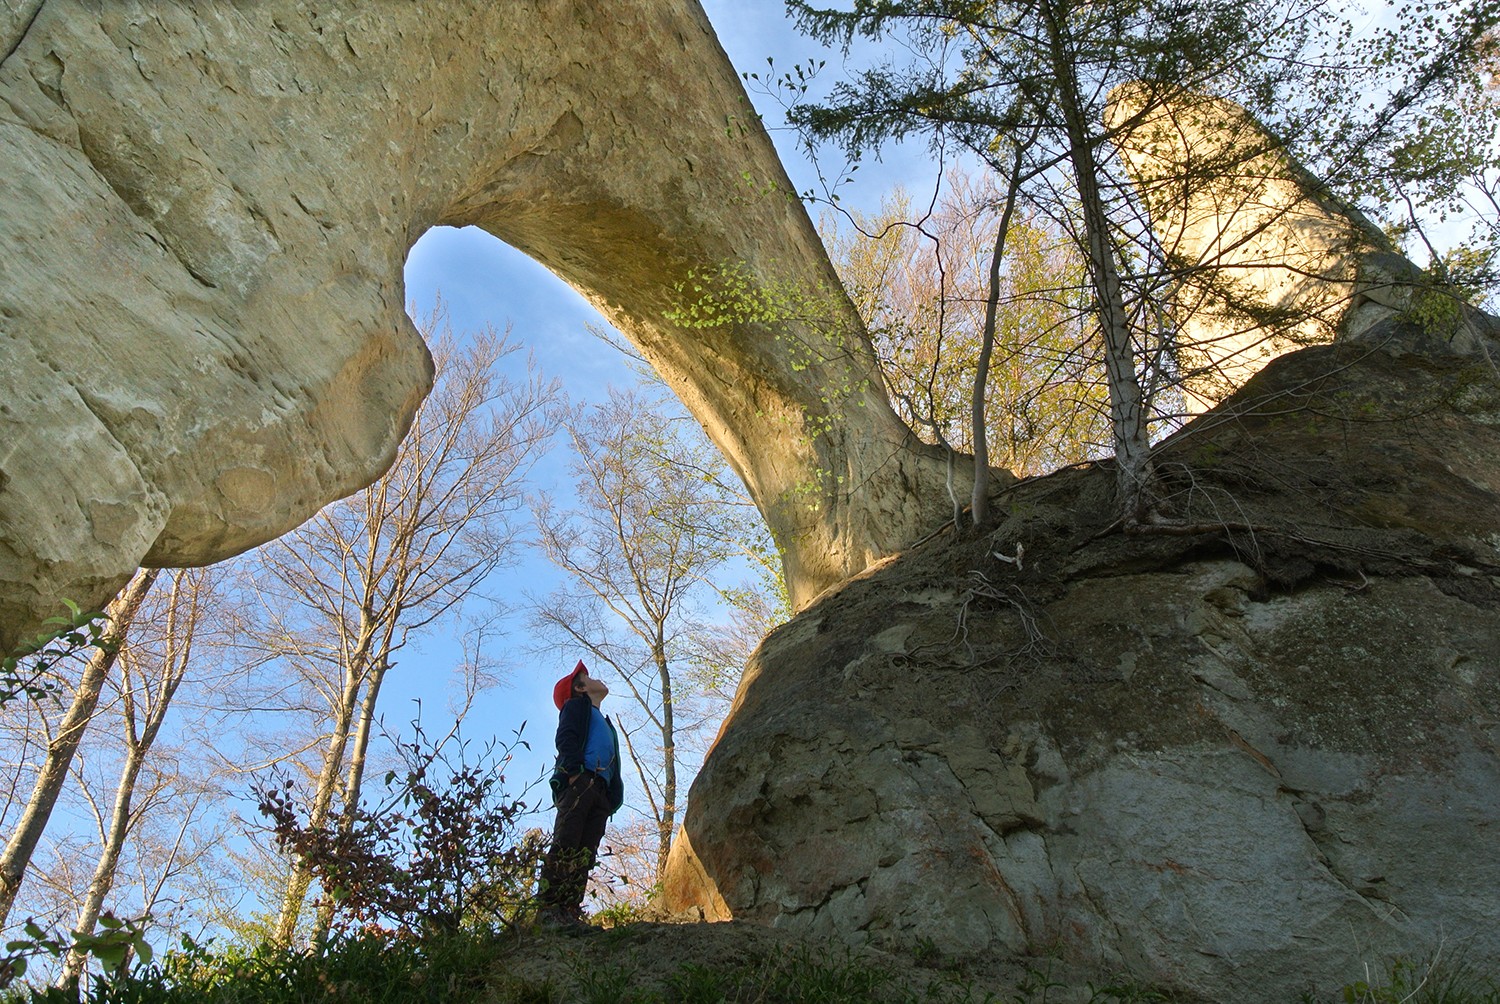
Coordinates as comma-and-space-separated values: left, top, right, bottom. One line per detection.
575, 670, 609, 704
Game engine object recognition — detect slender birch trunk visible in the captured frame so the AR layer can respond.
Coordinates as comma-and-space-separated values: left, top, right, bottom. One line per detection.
271, 651, 366, 947
58, 572, 194, 988
0, 569, 158, 929
652, 636, 676, 884
309, 652, 389, 946
57, 745, 144, 990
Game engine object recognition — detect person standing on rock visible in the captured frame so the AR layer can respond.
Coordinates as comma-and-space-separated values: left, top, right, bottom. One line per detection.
536, 660, 624, 931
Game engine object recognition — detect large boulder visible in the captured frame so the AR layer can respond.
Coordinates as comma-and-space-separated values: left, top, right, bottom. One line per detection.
0, 1, 961, 650
663, 323, 1500, 1001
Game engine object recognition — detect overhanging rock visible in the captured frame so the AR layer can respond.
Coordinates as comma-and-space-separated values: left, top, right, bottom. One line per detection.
0, 1, 965, 649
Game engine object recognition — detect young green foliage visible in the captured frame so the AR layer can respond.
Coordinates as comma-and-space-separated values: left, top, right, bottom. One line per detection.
0, 602, 113, 708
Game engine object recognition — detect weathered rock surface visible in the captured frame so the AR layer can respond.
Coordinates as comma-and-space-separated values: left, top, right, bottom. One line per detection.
1105, 86, 1497, 414
663, 322, 1500, 1001
0, 1, 962, 650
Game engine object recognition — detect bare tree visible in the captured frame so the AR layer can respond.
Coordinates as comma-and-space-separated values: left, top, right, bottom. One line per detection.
241, 308, 556, 948
820, 169, 1112, 482
54, 567, 219, 989
0, 569, 158, 929
531, 386, 777, 884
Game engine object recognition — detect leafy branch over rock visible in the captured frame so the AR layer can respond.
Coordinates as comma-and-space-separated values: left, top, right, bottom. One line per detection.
0, 600, 113, 708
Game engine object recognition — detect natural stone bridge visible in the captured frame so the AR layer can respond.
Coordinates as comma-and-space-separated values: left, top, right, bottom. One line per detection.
2, 1, 1472, 648
0, 0, 960, 651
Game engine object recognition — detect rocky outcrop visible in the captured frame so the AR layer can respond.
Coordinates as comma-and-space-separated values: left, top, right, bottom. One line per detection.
663, 320, 1500, 1001
1105, 86, 1496, 414
0, 1, 964, 650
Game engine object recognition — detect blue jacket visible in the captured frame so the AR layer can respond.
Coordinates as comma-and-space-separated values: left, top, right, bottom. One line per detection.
549, 696, 625, 814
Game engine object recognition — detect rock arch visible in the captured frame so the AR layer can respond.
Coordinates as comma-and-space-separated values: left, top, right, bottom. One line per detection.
0, 0, 960, 648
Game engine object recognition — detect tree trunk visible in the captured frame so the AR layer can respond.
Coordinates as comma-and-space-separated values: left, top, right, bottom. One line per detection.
309, 654, 388, 946
271, 657, 365, 947
972, 151, 1027, 529
57, 742, 145, 990
0, 568, 158, 929
58, 572, 193, 988
653, 638, 676, 884
1043, 3, 1154, 517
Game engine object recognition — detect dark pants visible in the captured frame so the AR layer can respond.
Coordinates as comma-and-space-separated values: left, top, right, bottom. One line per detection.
538, 774, 610, 914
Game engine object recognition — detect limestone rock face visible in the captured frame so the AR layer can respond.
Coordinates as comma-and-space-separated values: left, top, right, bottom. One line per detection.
663, 325, 1500, 1001
0, 2, 963, 649
1105, 87, 1496, 414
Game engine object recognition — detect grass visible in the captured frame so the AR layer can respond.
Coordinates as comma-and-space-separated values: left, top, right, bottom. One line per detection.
0, 930, 501, 1004
1, 927, 1494, 1004
1304, 955, 1500, 1004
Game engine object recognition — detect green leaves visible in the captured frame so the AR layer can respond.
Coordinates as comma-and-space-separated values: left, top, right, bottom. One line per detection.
0, 913, 151, 989
666, 263, 800, 330
0, 598, 113, 707
73, 913, 154, 974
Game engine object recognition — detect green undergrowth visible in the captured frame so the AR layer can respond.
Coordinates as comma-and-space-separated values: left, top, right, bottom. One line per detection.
2, 927, 1495, 1004
1306, 955, 1500, 1004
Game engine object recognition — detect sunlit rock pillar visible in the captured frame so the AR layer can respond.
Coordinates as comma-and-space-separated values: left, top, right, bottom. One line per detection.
0, 0, 965, 649
1104, 85, 1417, 413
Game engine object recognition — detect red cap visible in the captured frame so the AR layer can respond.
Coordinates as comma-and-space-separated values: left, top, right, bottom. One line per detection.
553, 660, 587, 710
